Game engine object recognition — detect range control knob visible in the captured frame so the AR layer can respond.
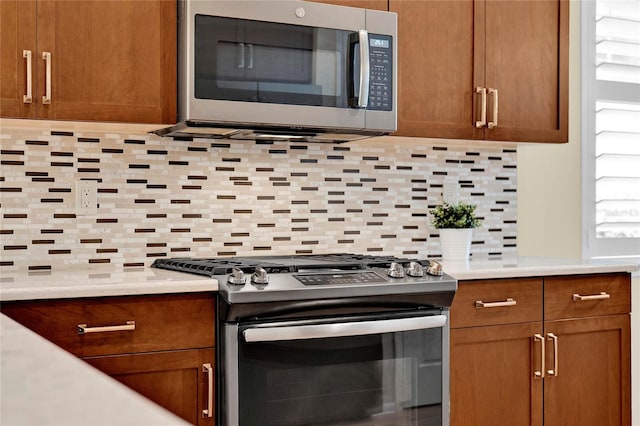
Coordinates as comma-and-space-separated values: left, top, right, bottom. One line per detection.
387, 262, 405, 278
426, 260, 444, 276
227, 268, 246, 285
251, 267, 269, 285
406, 261, 425, 277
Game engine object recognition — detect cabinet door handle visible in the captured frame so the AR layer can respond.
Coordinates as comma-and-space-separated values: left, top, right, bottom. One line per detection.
23, 50, 33, 103
475, 86, 487, 128
202, 363, 213, 418
572, 291, 610, 301
42, 52, 52, 105
488, 87, 498, 128
546, 333, 558, 377
475, 297, 516, 308
77, 320, 135, 334
238, 43, 245, 69
533, 333, 545, 378
247, 43, 254, 69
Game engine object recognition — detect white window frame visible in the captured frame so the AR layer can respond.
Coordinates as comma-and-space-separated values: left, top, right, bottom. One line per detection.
581, 0, 640, 260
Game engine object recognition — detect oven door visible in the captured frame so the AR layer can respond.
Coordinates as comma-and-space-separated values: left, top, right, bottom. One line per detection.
221, 310, 449, 426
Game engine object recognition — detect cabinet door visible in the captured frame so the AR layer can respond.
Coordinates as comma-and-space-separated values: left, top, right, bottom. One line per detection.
85, 348, 215, 426
450, 322, 543, 426
544, 315, 631, 426
483, 0, 568, 142
36, 0, 176, 124
390, 0, 482, 140
0, 0, 36, 118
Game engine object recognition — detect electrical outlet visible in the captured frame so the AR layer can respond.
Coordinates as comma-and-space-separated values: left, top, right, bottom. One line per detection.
76, 180, 98, 215
443, 181, 459, 205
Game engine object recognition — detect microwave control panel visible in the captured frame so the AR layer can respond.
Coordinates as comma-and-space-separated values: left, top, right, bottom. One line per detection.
368, 34, 393, 112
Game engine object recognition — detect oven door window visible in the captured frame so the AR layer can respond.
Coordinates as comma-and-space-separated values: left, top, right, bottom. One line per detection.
194, 15, 357, 108
238, 316, 444, 426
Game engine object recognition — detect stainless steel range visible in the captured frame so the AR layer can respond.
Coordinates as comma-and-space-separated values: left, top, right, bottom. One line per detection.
153, 253, 457, 426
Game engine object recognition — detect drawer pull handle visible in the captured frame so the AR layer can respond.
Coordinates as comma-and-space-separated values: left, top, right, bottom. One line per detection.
475, 86, 487, 128
547, 333, 558, 377
572, 292, 610, 302
202, 363, 213, 418
488, 87, 499, 129
77, 320, 135, 334
475, 298, 516, 308
533, 333, 545, 379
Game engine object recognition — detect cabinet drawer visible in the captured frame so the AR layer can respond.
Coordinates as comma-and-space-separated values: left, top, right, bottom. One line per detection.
544, 273, 631, 320
450, 278, 543, 328
1, 293, 215, 357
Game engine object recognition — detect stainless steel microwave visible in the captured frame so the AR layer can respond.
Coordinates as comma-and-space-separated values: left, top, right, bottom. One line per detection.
156, 0, 397, 143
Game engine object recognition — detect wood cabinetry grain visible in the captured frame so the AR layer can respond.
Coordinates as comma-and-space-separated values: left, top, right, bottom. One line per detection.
450, 273, 631, 426
1, 293, 216, 426
0, 0, 176, 124
390, 0, 568, 143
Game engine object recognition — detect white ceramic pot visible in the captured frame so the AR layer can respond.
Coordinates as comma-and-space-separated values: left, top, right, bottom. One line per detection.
439, 228, 473, 260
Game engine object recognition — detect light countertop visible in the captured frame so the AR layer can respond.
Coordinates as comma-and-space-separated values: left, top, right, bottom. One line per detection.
0, 257, 636, 303
0, 314, 188, 426
0, 265, 217, 302
441, 256, 639, 281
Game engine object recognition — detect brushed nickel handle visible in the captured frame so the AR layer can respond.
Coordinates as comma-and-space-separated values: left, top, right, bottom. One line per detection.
357, 29, 370, 108
202, 363, 213, 418
488, 87, 498, 128
42, 52, 52, 104
546, 333, 558, 376
534, 333, 545, 379
475, 86, 486, 127
77, 320, 135, 334
238, 43, 245, 69
475, 297, 516, 308
23, 50, 33, 103
247, 43, 254, 69
572, 292, 610, 301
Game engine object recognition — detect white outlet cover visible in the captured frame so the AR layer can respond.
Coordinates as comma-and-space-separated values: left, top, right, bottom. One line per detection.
76, 180, 98, 215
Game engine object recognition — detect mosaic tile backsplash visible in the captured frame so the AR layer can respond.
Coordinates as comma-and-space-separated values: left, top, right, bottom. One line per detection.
0, 123, 517, 271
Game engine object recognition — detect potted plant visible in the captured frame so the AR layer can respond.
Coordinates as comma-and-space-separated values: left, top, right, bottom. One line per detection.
429, 202, 481, 260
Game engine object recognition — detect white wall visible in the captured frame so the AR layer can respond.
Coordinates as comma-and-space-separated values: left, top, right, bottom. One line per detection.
517, 1, 639, 423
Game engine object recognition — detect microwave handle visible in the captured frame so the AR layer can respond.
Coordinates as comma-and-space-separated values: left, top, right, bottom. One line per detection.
347, 30, 370, 109
243, 314, 447, 343
357, 29, 370, 108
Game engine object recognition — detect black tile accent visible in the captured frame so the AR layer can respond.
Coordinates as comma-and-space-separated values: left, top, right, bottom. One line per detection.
25, 140, 49, 145
52, 131, 73, 137
102, 148, 123, 154
124, 139, 146, 144
78, 137, 100, 143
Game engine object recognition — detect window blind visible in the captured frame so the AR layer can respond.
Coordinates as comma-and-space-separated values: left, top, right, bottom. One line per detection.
591, 0, 640, 249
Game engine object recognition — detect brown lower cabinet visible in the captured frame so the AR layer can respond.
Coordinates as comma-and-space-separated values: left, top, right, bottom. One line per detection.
1, 293, 216, 426
450, 274, 631, 426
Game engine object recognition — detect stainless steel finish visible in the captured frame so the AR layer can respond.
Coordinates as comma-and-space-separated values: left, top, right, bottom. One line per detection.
222, 323, 240, 426
546, 333, 558, 376
488, 87, 498, 129
534, 333, 545, 378
160, 0, 398, 140
23, 50, 33, 104
42, 52, 52, 105
228, 268, 246, 285
406, 261, 424, 277
251, 267, 269, 285
572, 291, 610, 301
247, 43, 254, 69
475, 86, 486, 128
387, 261, 405, 278
202, 363, 213, 418
358, 29, 370, 108
426, 260, 444, 276
475, 298, 517, 308
243, 314, 447, 343
77, 320, 135, 334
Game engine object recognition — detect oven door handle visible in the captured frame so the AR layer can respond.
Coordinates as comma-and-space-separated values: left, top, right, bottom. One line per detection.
243, 314, 447, 343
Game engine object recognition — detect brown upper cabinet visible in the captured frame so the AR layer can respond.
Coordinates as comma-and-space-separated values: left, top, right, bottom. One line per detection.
390, 0, 569, 143
0, 0, 176, 124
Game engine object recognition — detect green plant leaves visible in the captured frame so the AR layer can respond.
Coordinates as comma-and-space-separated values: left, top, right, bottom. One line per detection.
429, 202, 481, 229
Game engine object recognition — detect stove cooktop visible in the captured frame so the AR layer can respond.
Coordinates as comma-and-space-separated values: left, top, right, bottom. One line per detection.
152, 254, 457, 304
